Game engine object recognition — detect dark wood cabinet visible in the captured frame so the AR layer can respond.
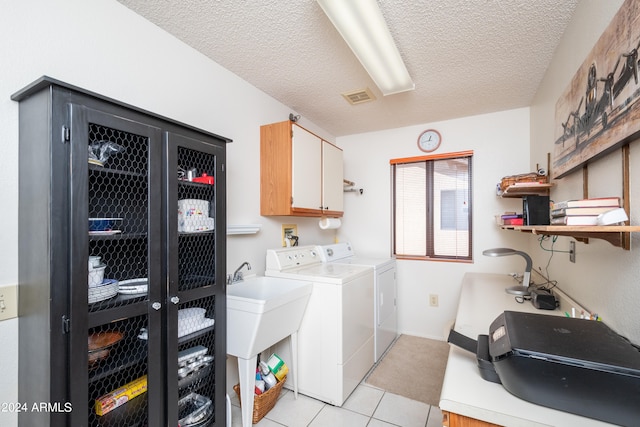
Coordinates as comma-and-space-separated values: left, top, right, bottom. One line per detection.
13, 77, 230, 427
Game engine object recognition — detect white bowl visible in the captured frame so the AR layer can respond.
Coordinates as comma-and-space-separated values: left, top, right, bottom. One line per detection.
89, 265, 107, 288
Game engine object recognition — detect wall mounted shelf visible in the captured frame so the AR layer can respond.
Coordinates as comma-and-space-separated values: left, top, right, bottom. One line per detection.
227, 224, 262, 235
498, 183, 554, 198
500, 225, 640, 249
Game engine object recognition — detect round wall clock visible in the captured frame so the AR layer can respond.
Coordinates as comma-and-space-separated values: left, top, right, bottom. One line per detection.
417, 129, 441, 152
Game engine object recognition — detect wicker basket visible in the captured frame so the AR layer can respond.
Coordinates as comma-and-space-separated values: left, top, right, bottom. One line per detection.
233, 376, 286, 424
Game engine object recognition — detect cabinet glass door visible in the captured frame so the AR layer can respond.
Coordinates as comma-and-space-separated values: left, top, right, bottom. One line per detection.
165, 131, 226, 427
68, 104, 163, 426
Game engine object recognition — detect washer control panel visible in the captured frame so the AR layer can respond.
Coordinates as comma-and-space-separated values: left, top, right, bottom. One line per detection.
266, 246, 320, 271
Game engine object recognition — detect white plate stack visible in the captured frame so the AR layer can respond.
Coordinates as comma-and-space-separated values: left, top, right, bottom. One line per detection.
119, 278, 149, 295
177, 307, 215, 337
89, 279, 119, 304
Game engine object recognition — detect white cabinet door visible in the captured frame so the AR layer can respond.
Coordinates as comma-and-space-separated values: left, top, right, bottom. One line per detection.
292, 125, 322, 210
322, 141, 344, 212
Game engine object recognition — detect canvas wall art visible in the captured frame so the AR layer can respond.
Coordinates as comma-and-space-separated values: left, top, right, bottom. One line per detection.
553, 0, 640, 179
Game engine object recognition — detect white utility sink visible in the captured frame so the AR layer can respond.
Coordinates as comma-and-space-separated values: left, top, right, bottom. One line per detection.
227, 276, 312, 359
227, 276, 312, 427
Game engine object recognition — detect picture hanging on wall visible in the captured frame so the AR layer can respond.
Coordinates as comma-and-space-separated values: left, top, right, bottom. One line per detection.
553, 0, 640, 179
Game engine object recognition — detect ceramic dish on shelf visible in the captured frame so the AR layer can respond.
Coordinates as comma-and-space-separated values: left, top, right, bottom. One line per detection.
88, 264, 107, 288
89, 230, 122, 236
118, 278, 148, 295
180, 228, 214, 234
88, 330, 123, 366
89, 218, 123, 232
177, 307, 214, 338
88, 279, 119, 304
178, 317, 215, 338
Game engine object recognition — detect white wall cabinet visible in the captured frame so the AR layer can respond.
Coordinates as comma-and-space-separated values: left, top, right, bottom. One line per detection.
291, 124, 322, 210
322, 140, 344, 213
261, 120, 343, 217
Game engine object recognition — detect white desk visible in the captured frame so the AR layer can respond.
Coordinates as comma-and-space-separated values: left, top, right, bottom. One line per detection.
439, 273, 616, 427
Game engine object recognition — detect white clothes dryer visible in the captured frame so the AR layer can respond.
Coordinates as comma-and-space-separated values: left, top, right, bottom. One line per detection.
265, 245, 374, 406
316, 242, 398, 362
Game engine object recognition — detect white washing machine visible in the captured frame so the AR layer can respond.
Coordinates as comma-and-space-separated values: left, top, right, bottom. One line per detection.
265, 245, 374, 406
316, 242, 398, 362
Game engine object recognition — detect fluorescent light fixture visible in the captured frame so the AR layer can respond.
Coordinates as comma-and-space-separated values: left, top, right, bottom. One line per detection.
317, 0, 415, 96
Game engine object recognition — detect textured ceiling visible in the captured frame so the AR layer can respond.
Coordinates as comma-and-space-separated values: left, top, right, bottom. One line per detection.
117, 0, 579, 137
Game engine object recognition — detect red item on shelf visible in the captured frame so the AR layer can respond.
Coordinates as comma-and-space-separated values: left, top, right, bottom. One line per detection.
192, 173, 214, 185
503, 218, 524, 226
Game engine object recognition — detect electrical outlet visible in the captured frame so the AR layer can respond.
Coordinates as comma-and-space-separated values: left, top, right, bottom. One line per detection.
429, 294, 439, 307
281, 224, 298, 247
569, 241, 576, 263
0, 284, 18, 321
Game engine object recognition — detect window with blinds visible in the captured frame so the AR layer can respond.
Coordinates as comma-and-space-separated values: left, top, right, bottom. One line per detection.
391, 151, 473, 261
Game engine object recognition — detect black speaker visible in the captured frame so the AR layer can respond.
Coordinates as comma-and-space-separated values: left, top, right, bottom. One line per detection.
523, 195, 550, 225
530, 288, 559, 310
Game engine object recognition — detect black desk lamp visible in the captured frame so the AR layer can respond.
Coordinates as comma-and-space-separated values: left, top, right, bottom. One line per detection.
482, 248, 532, 296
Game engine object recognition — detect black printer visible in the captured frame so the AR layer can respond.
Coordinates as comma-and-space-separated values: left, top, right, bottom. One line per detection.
450, 311, 640, 426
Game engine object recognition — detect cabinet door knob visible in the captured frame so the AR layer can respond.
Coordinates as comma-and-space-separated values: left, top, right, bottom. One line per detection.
170, 296, 180, 305
151, 302, 162, 310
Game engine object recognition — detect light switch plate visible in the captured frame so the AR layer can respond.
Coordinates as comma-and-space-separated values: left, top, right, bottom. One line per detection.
0, 284, 18, 321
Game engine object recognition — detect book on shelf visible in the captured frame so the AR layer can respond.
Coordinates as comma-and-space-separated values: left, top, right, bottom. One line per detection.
550, 216, 599, 225
496, 212, 523, 226
501, 213, 522, 219
550, 206, 619, 217
551, 197, 620, 210
503, 218, 524, 225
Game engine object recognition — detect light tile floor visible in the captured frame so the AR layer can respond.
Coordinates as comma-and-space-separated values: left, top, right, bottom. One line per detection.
229, 383, 443, 427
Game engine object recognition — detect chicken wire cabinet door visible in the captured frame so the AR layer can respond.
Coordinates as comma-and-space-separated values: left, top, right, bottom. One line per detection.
13, 77, 229, 427
165, 131, 227, 426
67, 104, 164, 427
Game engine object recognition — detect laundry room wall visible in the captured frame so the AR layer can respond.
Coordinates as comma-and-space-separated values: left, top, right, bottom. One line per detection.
0, 0, 333, 424
529, 0, 640, 345
337, 107, 534, 340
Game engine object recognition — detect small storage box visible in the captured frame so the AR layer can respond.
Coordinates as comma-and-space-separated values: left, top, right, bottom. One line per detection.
488, 311, 640, 426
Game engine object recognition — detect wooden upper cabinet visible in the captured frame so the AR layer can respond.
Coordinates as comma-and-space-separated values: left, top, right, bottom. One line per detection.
260, 120, 343, 217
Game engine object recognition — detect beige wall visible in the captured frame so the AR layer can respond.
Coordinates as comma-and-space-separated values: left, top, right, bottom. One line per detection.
530, 0, 640, 344
338, 107, 533, 339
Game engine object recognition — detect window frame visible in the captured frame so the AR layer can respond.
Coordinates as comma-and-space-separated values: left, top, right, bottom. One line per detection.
390, 150, 473, 262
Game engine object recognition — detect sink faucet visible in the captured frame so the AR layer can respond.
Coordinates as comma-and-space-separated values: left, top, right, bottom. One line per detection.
229, 261, 251, 284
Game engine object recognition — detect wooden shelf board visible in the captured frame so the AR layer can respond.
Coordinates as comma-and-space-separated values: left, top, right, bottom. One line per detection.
501, 225, 640, 232
498, 183, 554, 198
500, 225, 640, 249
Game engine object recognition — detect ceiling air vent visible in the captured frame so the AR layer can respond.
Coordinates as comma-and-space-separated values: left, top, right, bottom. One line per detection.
342, 88, 376, 105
